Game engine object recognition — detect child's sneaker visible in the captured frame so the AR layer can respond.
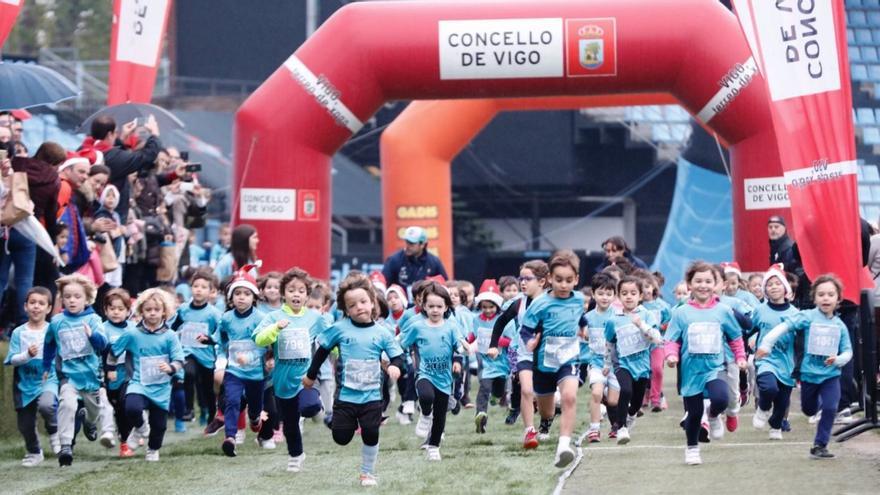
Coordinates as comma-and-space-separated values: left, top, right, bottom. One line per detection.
119, 443, 135, 458
781, 419, 792, 432
235, 430, 246, 445
415, 414, 433, 439
21, 451, 44, 467
287, 453, 305, 472
222, 437, 237, 457
145, 449, 159, 462
175, 419, 187, 433
608, 427, 618, 439
474, 412, 487, 434
523, 427, 539, 449
587, 429, 601, 443
808, 411, 821, 424
100, 431, 116, 448
708, 415, 724, 440
402, 401, 415, 415
249, 417, 263, 433
359, 473, 378, 487
57, 445, 73, 467
538, 418, 553, 441
753, 408, 771, 429
809, 444, 835, 459
616, 426, 630, 445
396, 411, 412, 425
199, 408, 209, 426
49, 433, 61, 455
685, 446, 702, 465
768, 428, 783, 440
127, 424, 147, 451
699, 422, 711, 443
725, 414, 738, 432
504, 409, 520, 425
554, 444, 575, 468
257, 437, 277, 449
204, 417, 224, 437
426, 446, 442, 461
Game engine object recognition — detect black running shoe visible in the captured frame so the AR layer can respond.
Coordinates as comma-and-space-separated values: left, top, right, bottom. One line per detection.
504, 409, 520, 425
809, 445, 835, 459
538, 418, 553, 440
58, 446, 73, 467
222, 437, 237, 457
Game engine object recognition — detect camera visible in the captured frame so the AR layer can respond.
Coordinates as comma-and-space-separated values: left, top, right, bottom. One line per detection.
180, 151, 189, 161
185, 163, 202, 173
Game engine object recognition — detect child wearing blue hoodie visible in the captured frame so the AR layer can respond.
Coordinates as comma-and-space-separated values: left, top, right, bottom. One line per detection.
42, 274, 109, 467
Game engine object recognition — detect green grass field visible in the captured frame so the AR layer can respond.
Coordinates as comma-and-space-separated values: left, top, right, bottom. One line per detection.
1, 342, 878, 495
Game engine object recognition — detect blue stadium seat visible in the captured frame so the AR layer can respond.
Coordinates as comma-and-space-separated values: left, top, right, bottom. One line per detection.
869, 11, 880, 24
864, 46, 879, 62
851, 46, 863, 62
863, 126, 880, 144
644, 106, 663, 122
652, 124, 671, 142
858, 107, 876, 124
872, 28, 880, 42
860, 185, 872, 201
873, 108, 880, 122
873, 185, 880, 199
671, 124, 690, 142
866, 206, 880, 223
863, 164, 880, 181
869, 64, 880, 81
853, 64, 869, 80
850, 10, 868, 26
849, 28, 856, 44
866, 0, 879, 9
857, 28, 873, 43
847, 0, 862, 7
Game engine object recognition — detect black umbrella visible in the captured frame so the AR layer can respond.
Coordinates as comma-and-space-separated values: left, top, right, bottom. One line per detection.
0, 62, 80, 111
77, 102, 185, 134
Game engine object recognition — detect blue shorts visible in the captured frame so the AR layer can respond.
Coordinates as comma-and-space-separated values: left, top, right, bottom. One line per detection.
516, 360, 533, 374
533, 364, 581, 396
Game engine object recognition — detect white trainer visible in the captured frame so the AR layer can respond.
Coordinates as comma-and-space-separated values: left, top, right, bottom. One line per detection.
753, 408, 771, 430
145, 449, 159, 462
554, 445, 575, 468
415, 414, 433, 439
616, 426, 630, 445
287, 453, 305, 472
426, 446, 442, 461
402, 401, 415, 415
768, 428, 783, 440
685, 446, 702, 465
235, 430, 246, 445
396, 411, 412, 426
359, 473, 378, 487
21, 451, 44, 467
100, 431, 117, 448
708, 415, 724, 440
257, 437, 277, 449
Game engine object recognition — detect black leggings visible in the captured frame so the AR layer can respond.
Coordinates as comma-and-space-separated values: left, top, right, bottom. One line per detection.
615, 368, 648, 428
184, 357, 215, 419
107, 385, 131, 443
416, 379, 449, 447
683, 379, 727, 446
510, 373, 522, 411
260, 386, 278, 441
277, 394, 303, 457
125, 393, 168, 450
331, 401, 381, 447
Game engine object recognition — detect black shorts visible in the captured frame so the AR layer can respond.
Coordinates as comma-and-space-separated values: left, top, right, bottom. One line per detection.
533, 364, 581, 396
331, 400, 383, 431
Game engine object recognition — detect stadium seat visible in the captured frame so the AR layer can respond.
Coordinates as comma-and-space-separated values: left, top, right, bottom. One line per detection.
863, 126, 880, 144
850, 10, 868, 27
864, 46, 879, 62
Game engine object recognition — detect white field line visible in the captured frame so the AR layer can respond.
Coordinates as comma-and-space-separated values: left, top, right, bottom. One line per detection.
582, 441, 812, 451
553, 429, 592, 495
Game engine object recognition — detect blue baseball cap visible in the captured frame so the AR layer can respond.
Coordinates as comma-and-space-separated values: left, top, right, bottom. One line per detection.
403, 226, 427, 244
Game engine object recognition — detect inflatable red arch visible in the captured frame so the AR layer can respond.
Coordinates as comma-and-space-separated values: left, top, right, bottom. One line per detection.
235, 0, 786, 278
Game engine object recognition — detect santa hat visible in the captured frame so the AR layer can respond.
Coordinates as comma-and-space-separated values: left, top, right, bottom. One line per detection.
762, 263, 792, 299
78, 146, 104, 166
226, 261, 262, 300
59, 151, 89, 172
720, 261, 742, 279
426, 274, 447, 285
474, 279, 503, 308
369, 271, 387, 294
385, 284, 408, 304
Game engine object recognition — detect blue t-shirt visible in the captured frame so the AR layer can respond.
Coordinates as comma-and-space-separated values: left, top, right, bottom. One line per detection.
470, 314, 514, 379
581, 308, 613, 369
522, 291, 584, 373
43, 309, 106, 392
217, 307, 266, 381
318, 319, 404, 404
104, 320, 136, 391
112, 324, 184, 411
254, 306, 327, 400
666, 303, 742, 396
734, 289, 761, 313
643, 299, 672, 334
604, 306, 657, 380
752, 302, 799, 386
171, 301, 223, 369
5, 324, 58, 408
781, 309, 853, 384
400, 318, 463, 394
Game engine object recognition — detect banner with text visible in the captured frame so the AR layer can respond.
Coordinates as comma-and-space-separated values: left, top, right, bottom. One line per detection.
0, 0, 23, 49
733, 0, 864, 301
107, 0, 172, 105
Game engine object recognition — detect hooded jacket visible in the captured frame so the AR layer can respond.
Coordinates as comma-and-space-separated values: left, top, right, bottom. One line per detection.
12, 156, 60, 240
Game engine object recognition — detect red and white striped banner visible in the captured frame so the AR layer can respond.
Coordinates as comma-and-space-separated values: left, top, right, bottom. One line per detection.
107, 0, 172, 105
733, 0, 866, 302
0, 0, 23, 49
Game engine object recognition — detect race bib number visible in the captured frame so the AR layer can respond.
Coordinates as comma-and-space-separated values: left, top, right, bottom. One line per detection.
278, 328, 310, 360
19, 331, 45, 360
58, 325, 93, 361
687, 322, 722, 355
616, 324, 648, 358
140, 356, 170, 385
807, 324, 840, 357
343, 358, 381, 391
543, 336, 580, 369
228, 340, 260, 370
588, 327, 606, 355
179, 322, 209, 349
477, 327, 492, 355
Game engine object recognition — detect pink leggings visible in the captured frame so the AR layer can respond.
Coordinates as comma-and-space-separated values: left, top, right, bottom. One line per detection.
648, 346, 665, 406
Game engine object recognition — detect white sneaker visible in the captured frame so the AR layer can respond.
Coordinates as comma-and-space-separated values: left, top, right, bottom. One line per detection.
126, 424, 148, 451
625, 414, 636, 431
415, 414, 433, 439
257, 437, 277, 449
808, 411, 821, 424
145, 449, 159, 462
396, 411, 412, 426
685, 446, 702, 465
49, 433, 61, 455
708, 415, 724, 440
402, 400, 415, 415
834, 409, 854, 425
753, 408, 771, 430
616, 427, 630, 445
235, 430, 246, 445
21, 451, 44, 467
100, 431, 117, 448
359, 473, 378, 487
554, 444, 575, 468
768, 428, 783, 440
287, 453, 305, 472
426, 446, 441, 461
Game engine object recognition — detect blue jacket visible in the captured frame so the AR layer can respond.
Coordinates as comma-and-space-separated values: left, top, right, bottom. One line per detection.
382, 248, 448, 288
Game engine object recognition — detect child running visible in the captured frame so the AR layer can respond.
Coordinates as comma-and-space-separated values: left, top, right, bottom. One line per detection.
520, 250, 585, 468
303, 272, 405, 487
253, 267, 328, 472
750, 264, 799, 440
665, 261, 746, 465
603, 275, 662, 444
42, 274, 110, 466
102, 288, 138, 457
112, 288, 184, 462
5, 287, 59, 466
756, 275, 853, 459
469, 279, 513, 434
400, 281, 464, 461
580, 273, 620, 443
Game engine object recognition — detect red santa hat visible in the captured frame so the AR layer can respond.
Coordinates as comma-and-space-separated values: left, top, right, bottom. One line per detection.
474, 279, 503, 308
385, 284, 408, 304
426, 274, 447, 285
720, 261, 742, 279
369, 271, 387, 294
226, 261, 262, 300
762, 263, 792, 299
78, 146, 104, 166
59, 151, 90, 173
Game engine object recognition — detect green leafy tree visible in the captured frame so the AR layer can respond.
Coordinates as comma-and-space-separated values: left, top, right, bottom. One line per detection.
4, 0, 111, 59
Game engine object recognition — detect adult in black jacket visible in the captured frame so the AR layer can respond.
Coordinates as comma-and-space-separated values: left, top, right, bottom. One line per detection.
381, 226, 448, 289
594, 236, 648, 273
